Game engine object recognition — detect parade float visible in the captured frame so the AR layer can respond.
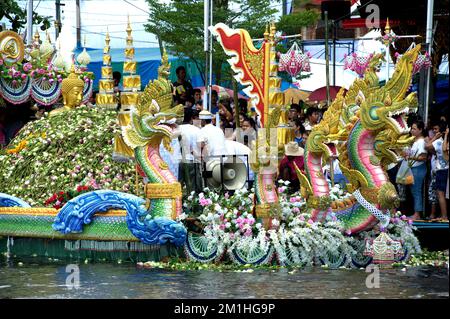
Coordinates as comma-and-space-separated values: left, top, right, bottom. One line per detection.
0, 22, 423, 268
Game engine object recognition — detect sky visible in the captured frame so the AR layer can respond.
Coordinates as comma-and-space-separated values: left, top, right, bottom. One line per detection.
2, 0, 283, 49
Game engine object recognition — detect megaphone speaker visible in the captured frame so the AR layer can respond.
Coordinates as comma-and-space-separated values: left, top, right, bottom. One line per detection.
204, 157, 248, 191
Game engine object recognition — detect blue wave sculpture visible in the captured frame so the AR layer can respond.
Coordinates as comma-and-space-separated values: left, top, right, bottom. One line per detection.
0, 193, 31, 207
52, 190, 187, 246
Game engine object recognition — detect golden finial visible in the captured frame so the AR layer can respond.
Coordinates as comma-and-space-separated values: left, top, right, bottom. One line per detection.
34, 28, 40, 43
105, 28, 111, 44
269, 21, 276, 42
46, 29, 51, 43
126, 14, 132, 35
158, 47, 170, 79
264, 24, 269, 41
270, 21, 276, 35
384, 18, 391, 35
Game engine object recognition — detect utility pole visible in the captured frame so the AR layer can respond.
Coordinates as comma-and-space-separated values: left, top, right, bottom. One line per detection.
333, 20, 336, 86
424, 0, 434, 126
204, 0, 210, 111
55, 0, 65, 40
324, 11, 331, 106
26, 0, 33, 45
76, 0, 81, 48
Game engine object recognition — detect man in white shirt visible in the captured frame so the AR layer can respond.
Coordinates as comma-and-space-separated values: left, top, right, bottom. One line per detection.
178, 119, 203, 193
197, 110, 227, 159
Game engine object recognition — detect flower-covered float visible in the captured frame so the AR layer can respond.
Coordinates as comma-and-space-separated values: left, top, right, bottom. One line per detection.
0, 24, 423, 268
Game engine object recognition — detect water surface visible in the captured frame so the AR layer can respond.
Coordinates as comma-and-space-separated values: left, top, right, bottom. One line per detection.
0, 260, 448, 299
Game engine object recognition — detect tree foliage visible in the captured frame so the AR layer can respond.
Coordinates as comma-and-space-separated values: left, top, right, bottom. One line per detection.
276, 10, 319, 36
144, 0, 281, 84
0, 0, 52, 33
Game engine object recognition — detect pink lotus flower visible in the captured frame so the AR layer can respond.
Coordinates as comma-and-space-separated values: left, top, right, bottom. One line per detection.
307, 219, 314, 224
23, 62, 33, 72
21, 74, 27, 80
219, 224, 226, 230
244, 228, 252, 236
299, 215, 305, 221
199, 198, 211, 207
0, 59, 3, 65
292, 207, 300, 213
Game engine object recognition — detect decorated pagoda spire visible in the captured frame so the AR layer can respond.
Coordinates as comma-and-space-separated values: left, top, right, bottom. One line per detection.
114, 16, 142, 161
96, 29, 117, 108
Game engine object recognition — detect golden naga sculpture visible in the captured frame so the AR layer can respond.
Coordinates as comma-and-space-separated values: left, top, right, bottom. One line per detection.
49, 66, 84, 117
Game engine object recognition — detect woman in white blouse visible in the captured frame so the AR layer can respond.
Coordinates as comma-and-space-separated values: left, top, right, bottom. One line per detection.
404, 121, 428, 220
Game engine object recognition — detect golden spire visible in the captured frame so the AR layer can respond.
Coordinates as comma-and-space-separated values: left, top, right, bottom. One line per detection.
384, 17, 391, 35
126, 14, 132, 36
106, 27, 110, 44
264, 24, 269, 41
269, 21, 276, 43
34, 28, 40, 43
126, 15, 133, 47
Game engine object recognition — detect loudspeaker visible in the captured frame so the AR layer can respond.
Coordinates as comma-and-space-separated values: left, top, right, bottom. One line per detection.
204, 157, 248, 191
321, 1, 351, 20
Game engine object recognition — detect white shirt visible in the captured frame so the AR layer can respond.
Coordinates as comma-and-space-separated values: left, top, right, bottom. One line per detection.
408, 138, 427, 168
433, 138, 448, 171
198, 124, 227, 157
179, 124, 201, 162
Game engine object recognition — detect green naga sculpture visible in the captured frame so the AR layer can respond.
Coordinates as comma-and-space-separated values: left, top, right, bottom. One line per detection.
122, 50, 185, 220
296, 45, 421, 234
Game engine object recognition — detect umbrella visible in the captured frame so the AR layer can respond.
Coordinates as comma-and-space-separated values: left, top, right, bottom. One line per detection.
308, 86, 345, 104
194, 85, 248, 100
282, 88, 310, 105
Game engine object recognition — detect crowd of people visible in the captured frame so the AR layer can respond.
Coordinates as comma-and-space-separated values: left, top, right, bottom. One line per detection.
169, 67, 449, 221
1, 65, 448, 222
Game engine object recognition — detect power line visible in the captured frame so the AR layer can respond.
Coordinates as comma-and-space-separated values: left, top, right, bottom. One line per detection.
81, 21, 148, 27
74, 27, 158, 44
34, 0, 42, 11
122, 0, 150, 15
37, 5, 148, 17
